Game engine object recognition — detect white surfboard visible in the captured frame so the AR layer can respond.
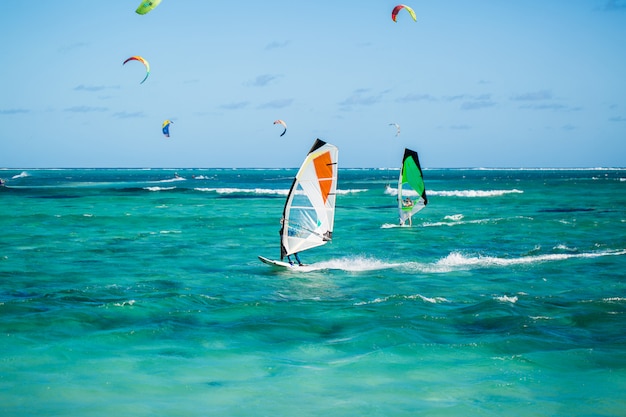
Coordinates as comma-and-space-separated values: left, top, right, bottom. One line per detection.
258, 256, 304, 269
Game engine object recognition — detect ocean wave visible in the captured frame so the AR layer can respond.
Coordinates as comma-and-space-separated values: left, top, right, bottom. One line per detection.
113, 300, 136, 307
143, 186, 176, 191
282, 249, 626, 274
494, 295, 518, 303
380, 223, 403, 229
157, 176, 186, 183
429, 189, 524, 197
553, 244, 578, 252
194, 187, 366, 195
196, 187, 288, 195
337, 189, 368, 195
354, 294, 448, 306
312, 256, 400, 272
423, 214, 533, 228
431, 249, 626, 271
424, 218, 492, 227
385, 185, 523, 198
603, 297, 626, 302
445, 214, 464, 221
470, 167, 624, 171
272, 256, 402, 273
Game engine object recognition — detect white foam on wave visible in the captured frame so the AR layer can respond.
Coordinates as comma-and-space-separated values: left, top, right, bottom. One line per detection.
354, 293, 448, 306
424, 215, 533, 228
495, 295, 518, 303
432, 249, 626, 271
270, 256, 401, 273
380, 223, 412, 229
385, 187, 523, 198
284, 249, 626, 274
553, 244, 577, 252
194, 187, 365, 195
311, 256, 401, 272
144, 186, 176, 191
424, 217, 492, 228
196, 187, 288, 195
445, 214, 464, 221
158, 176, 186, 183
382, 215, 475, 229
337, 189, 368, 195
429, 189, 524, 197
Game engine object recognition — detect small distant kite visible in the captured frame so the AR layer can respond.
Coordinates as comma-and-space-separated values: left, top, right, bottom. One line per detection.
392, 4, 417, 22
389, 123, 400, 137
136, 0, 162, 15
273, 119, 287, 137
162, 120, 173, 137
123, 56, 150, 84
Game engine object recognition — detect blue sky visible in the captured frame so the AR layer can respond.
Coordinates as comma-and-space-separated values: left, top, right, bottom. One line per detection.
1, 1, 625, 168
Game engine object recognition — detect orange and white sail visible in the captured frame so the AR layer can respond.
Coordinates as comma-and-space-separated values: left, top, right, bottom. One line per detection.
280, 139, 339, 261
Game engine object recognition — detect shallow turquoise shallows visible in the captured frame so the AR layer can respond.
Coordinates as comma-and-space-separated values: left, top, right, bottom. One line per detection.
1, 168, 625, 416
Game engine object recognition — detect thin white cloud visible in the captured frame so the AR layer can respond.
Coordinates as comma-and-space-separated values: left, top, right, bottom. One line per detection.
510, 90, 553, 101
0, 108, 29, 115
396, 93, 437, 103
74, 85, 120, 92
112, 111, 145, 118
339, 89, 389, 110
461, 100, 496, 110
519, 103, 582, 111
257, 99, 293, 109
58, 42, 89, 54
442, 94, 496, 110
220, 101, 250, 110
248, 74, 281, 87
65, 106, 108, 113
265, 41, 290, 50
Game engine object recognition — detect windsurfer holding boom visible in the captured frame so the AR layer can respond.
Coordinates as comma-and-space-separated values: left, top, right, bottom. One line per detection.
401, 197, 414, 226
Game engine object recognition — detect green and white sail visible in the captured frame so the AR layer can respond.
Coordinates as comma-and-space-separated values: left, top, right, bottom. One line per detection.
280, 139, 339, 261
398, 148, 428, 225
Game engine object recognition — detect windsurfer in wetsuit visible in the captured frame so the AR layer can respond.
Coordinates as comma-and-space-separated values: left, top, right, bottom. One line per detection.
401, 197, 414, 226
281, 217, 303, 266
287, 253, 303, 266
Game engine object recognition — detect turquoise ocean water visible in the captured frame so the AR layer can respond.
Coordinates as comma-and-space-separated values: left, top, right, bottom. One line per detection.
1, 168, 625, 416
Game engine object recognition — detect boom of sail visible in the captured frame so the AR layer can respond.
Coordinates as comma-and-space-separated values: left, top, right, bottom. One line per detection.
280, 139, 339, 261
398, 148, 428, 225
